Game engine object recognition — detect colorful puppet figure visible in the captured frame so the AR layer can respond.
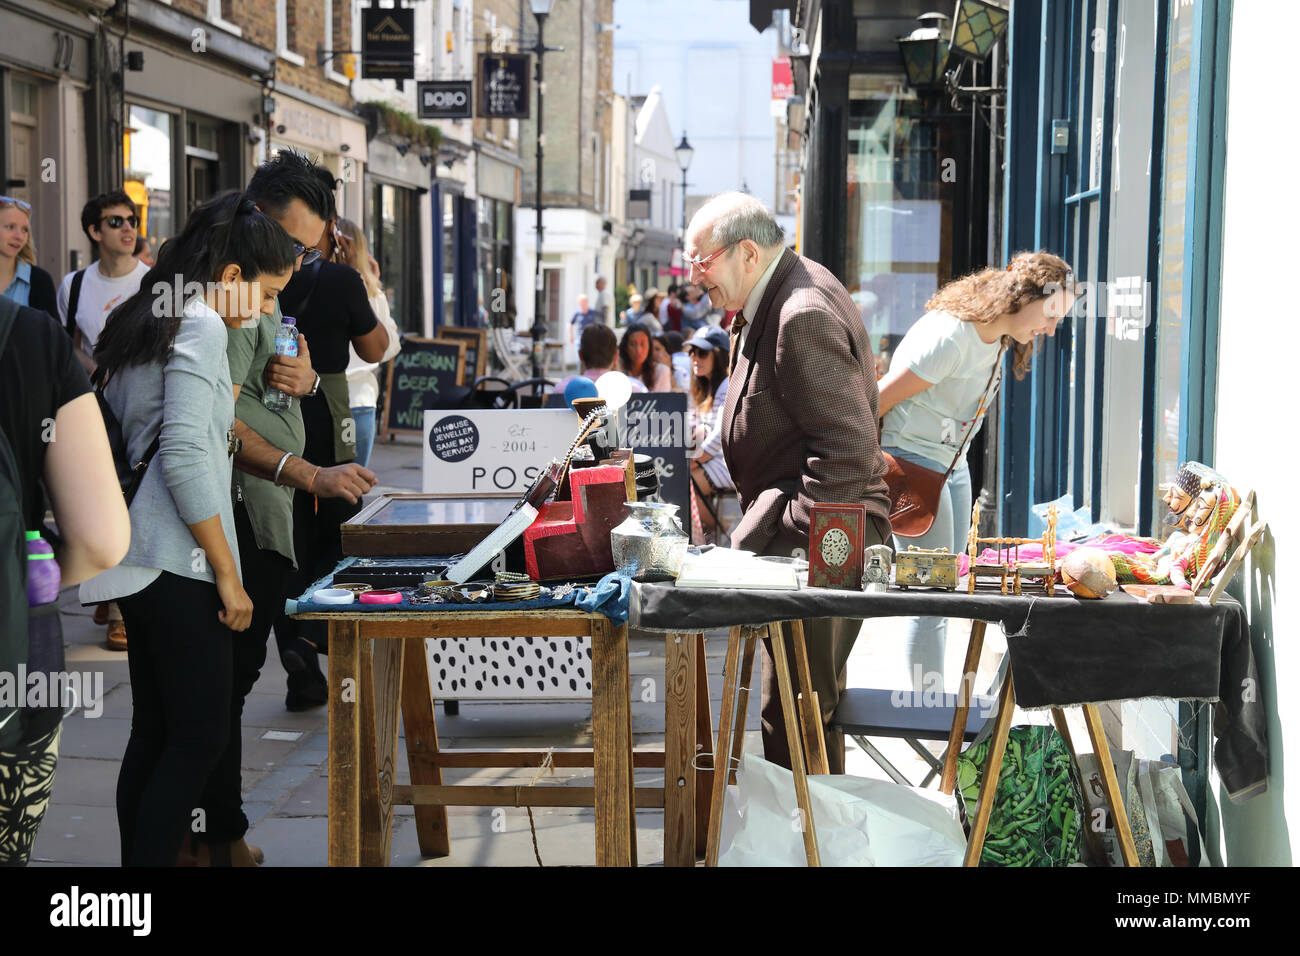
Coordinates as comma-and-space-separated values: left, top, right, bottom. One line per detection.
1113, 462, 1240, 589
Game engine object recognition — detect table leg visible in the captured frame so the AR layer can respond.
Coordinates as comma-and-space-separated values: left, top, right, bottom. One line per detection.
728, 632, 758, 784
357, 639, 381, 866
1050, 707, 1107, 865
785, 620, 829, 775
694, 638, 713, 858
663, 631, 697, 867
400, 636, 449, 858
327, 620, 361, 867
592, 618, 635, 866
769, 624, 821, 866
371, 638, 404, 865
963, 670, 1015, 867
940, 620, 987, 794
1081, 703, 1141, 867
705, 628, 743, 866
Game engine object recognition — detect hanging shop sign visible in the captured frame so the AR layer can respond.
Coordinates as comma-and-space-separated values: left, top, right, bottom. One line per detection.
478, 53, 531, 119
418, 80, 473, 120
362, 7, 415, 79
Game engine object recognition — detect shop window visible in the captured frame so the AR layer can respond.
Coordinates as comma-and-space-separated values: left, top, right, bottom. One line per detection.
1151, 2, 1200, 524
477, 196, 514, 330
442, 191, 457, 324
125, 105, 175, 248
372, 182, 422, 334
844, 73, 957, 367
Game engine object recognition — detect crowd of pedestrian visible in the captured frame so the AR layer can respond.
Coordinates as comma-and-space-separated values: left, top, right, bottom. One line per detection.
0, 150, 403, 867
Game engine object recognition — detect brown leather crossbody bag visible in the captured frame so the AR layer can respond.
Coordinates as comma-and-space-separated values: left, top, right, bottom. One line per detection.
882, 343, 1006, 538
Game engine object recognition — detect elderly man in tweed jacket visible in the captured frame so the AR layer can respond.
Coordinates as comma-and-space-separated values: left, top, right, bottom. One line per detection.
684, 192, 892, 774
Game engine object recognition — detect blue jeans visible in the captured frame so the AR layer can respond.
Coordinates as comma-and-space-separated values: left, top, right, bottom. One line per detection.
884, 446, 972, 692
351, 405, 376, 469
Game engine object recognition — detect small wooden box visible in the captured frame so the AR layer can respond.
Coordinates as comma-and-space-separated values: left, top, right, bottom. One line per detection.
807, 503, 867, 590
341, 493, 519, 557
896, 546, 960, 590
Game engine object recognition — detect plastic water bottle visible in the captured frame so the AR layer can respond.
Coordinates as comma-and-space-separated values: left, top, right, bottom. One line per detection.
263, 315, 299, 411
26, 530, 61, 607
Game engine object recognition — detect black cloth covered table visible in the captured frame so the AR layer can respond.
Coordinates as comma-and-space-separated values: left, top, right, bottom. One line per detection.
630, 583, 1268, 803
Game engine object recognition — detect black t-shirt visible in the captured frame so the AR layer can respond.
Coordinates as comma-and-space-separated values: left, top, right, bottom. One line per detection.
278, 260, 378, 373
0, 305, 92, 528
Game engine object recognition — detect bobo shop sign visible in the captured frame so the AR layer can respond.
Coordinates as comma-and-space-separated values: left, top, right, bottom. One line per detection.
423, 409, 575, 495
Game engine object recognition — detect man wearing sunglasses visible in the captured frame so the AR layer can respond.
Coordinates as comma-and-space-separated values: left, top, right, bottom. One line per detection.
57, 191, 151, 380
56, 191, 152, 649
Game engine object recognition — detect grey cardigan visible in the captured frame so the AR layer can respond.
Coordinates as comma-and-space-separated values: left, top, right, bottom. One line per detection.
83, 299, 240, 598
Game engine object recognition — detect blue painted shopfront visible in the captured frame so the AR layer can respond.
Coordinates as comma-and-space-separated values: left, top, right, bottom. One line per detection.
998, 0, 1233, 846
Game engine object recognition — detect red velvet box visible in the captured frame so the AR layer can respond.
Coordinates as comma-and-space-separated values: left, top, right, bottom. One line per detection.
524, 465, 629, 581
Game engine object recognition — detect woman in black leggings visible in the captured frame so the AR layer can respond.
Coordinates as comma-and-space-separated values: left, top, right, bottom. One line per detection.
80, 193, 296, 865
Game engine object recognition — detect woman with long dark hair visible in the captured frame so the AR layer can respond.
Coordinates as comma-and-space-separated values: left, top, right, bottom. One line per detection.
80, 192, 297, 866
619, 320, 672, 392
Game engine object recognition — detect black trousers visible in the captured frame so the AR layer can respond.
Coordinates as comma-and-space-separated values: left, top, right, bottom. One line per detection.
116, 572, 232, 866
194, 500, 291, 844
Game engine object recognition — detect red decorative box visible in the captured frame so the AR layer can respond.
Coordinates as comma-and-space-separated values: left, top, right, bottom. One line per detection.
808, 503, 867, 590
524, 465, 628, 581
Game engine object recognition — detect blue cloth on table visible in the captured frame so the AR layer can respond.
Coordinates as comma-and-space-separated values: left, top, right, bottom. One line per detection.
284, 556, 631, 624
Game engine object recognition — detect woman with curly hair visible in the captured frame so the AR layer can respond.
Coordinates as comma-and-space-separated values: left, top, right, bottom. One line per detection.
877, 251, 1076, 688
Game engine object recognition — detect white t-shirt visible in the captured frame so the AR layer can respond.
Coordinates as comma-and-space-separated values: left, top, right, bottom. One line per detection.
345, 291, 403, 408
57, 259, 151, 359
880, 310, 1004, 467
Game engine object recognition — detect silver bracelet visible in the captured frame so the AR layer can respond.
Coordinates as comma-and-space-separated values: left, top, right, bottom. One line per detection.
273, 452, 293, 486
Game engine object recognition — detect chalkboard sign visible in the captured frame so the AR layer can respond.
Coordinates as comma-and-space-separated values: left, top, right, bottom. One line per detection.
437, 326, 488, 380
381, 337, 467, 438
622, 392, 690, 519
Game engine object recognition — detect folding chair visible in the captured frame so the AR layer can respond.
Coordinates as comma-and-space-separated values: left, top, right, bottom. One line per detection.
830, 687, 996, 788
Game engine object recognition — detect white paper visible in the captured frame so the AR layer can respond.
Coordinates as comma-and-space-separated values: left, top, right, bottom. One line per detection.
716, 754, 966, 866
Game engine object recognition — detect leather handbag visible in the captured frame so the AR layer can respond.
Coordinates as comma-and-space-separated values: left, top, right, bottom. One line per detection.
882, 451, 951, 538
882, 343, 1006, 538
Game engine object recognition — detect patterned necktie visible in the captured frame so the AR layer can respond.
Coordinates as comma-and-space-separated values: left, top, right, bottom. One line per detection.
728, 311, 746, 377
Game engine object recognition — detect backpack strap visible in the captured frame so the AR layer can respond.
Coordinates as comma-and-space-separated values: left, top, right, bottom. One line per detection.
0, 294, 18, 354
65, 267, 87, 337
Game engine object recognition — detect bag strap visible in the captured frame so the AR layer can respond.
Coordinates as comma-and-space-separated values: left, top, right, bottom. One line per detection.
937, 340, 1007, 487
0, 294, 18, 355
66, 267, 87, 337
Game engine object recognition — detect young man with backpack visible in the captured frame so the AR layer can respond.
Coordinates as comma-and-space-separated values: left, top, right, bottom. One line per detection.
56, 190, 151, 650
0, 296, 129, 865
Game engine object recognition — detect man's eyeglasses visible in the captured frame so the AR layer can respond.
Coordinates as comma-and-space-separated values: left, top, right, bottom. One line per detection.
680, 242, 736, 273
293, 242, 322, 266
101, 214, 139, 229
0, 195, 32, 213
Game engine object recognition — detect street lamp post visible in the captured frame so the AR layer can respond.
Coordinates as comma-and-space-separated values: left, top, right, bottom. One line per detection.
675, 132, 694, 258
529, 0, 556, 384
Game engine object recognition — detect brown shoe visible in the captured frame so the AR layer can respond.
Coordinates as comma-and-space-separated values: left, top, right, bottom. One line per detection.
93, 603, 110, 626
105, 621, 127, 651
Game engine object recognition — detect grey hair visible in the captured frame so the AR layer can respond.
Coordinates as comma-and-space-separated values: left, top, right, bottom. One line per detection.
701, 192, 785, 250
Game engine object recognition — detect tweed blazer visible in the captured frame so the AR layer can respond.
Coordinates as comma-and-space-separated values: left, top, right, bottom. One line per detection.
720, 248, 891, 557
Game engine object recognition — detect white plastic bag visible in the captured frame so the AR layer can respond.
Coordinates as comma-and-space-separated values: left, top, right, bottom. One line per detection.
716, 754, 967, 866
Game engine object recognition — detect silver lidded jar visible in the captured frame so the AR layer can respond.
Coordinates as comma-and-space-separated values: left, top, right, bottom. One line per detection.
610, 501, 688, 582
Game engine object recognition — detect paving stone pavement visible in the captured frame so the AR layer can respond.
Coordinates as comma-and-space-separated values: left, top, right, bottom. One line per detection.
31, 434, 1054, 867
